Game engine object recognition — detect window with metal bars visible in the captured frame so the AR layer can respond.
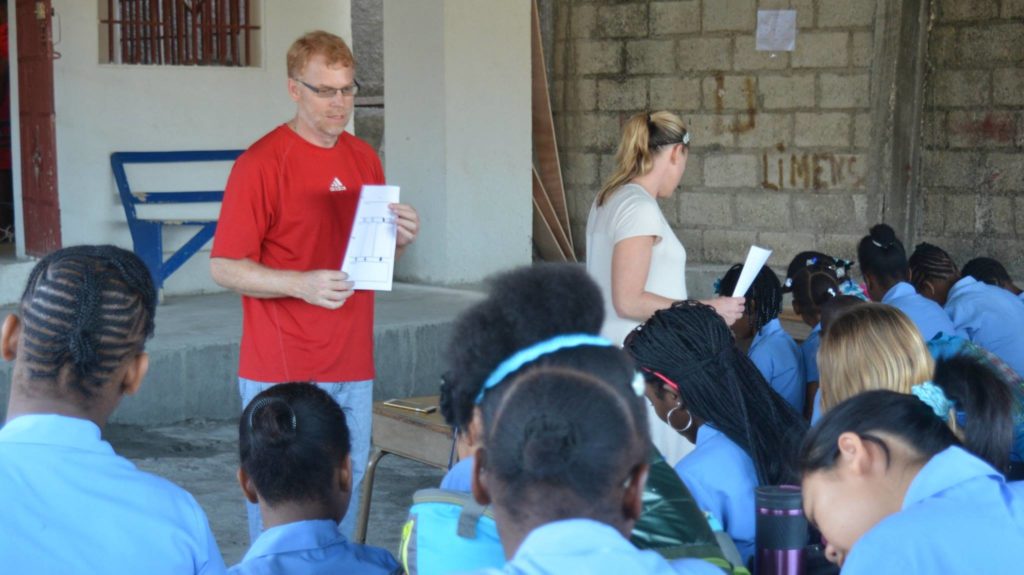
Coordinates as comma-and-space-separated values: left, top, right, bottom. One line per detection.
99, 0, 261, 66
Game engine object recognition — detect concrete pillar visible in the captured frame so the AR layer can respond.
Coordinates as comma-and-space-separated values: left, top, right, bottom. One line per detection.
384, 0, 532, 285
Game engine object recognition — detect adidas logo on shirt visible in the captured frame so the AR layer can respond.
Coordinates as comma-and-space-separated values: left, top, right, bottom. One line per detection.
329, 177, 346, 192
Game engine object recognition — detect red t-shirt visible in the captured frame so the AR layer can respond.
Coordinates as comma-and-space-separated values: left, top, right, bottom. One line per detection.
212, 125, 383, 382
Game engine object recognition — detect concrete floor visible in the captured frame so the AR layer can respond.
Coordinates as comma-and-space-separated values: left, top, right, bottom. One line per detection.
107, 418, 444, 567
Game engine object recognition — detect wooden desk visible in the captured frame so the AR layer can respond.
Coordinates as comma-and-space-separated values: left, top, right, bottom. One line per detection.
354, 396, 454, 543
779, 309, 812, 344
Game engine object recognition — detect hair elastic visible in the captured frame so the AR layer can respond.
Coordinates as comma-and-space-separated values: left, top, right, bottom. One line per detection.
474, 334, 613, 404
247, 397, 298, 433
911, 381, 955, 419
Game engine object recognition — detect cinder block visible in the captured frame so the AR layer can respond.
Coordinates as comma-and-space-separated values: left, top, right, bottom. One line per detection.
947, 111, 1017, 149
959, 24, 1024, 67
626, 39, 676, 75
681, 152, 704, 187
928, 27, 958, 68
985, 154, 1024, 192
851, 31, 874, 67
932, 70, 991, 108
678, 191, 734, 226
704, 154, 759, 187
567, 79, 598, 111
599, 153, 618, 185
676, 228, 704, 264
819, 73, 871, 109
760, 74, 815, 109
818, 0, 876, 27
1017, 197, 1024, 236
1005, 0, 1024, 17
757, 232, 819, 268
598, 78, 648, 111
685, 114, 737, 147
650, 77, 702, 111
703, 75, 758, 111
577, 113, 622, 151
793, 194, 858, 233
598, 3, 648, 38
853, 112, 872, 148
734, 192, 791, 230
977, 195, 1015, 235
945, 196, 977, 234
704, 229, 758, 264
736, 113, 793, 149
922, 111, 947, 149
795, 113, 852, 148
571, 5, 597, 39
994, 68, 1024, 106
564, 153, 600, 186
658, 194, 682, 227
678, 37, 732, 71
757, 0, 815, 28
733, 35, 789, 71
920, 192, 945, 235
921, 150, 981, 188
575, 40, 622, 75
702, 0, 756, 32
650, 1, 700, 36
939, 0, 999, 21
792, 32, 849, 68
816, 234, 866, 263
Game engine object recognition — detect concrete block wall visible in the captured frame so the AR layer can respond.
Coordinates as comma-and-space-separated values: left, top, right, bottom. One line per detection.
552, 0, 882, 295
918, 1, 1024, 277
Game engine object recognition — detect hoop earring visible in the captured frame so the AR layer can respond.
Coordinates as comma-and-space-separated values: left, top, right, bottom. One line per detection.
666, 405, 693, 433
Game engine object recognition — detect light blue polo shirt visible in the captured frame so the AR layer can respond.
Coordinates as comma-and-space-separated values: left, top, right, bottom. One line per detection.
840, 446, 1024, 574
472, 518, 722, 574
880, 281, 960, 341
674, 426, 758, 564
749, 318, 806, 413
440, 455, 475, 492
0, 414, 226, 575
944, 276, 1024, 378
229, 519, 400, 574
801, 323, 823, 383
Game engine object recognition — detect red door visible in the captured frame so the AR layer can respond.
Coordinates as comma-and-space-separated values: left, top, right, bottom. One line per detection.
16, 0, 60, 255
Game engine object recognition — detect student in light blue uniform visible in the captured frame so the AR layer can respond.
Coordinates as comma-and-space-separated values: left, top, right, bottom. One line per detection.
962, 256, 1024, 301
785, 256, 843, 420
718, 263, 805, 412
800, 390, 1024, 573
231, 383, 400, 575
0, 246, 226, 574
469, 362, 721, 575
909, 242, 1024, 377
626, 301, 808, 564
857, 224, 959, 341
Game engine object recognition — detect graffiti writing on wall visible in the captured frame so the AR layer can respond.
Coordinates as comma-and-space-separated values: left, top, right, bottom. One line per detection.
761, 145, 866, 191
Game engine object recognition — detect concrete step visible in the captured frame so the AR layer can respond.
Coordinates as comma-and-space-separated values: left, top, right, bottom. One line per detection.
0, 257, 35, 306
0, 283, 483, 424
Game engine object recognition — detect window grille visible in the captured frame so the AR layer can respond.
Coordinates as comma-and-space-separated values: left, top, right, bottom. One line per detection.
100, 0, 260, 66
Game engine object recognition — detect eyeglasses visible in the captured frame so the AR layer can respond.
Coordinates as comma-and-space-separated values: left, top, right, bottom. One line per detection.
293, 77, 361, 99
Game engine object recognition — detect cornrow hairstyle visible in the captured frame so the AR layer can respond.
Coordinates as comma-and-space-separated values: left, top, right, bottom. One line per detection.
933, 354, 1015, 473
800, 390, 959, 475
857, 223, 908, 286
717, 263, 783, 333
782, 251, 833, 293
482, 365, 649, 524
961, 257, 1012, 287
624, 301, 807, 486
440, 263, 604, 431
790, 264, 840, 315
16, 245, 156, 400
239, 383, 350, 506
908, 242, 958, 294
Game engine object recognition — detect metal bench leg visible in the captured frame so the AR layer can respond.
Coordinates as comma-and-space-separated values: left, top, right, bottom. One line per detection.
354, 447, 388, 544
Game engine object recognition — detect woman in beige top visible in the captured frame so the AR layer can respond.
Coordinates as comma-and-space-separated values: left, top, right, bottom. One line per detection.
586, 110, 744, 463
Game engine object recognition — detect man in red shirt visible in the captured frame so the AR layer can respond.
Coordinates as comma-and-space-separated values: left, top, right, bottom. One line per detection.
210, 30, 419, 541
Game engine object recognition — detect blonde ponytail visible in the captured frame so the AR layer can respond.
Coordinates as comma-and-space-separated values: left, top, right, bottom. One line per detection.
596, 111, 688, 207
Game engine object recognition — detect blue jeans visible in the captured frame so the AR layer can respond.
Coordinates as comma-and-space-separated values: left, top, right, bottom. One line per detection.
238, 378, 373, 542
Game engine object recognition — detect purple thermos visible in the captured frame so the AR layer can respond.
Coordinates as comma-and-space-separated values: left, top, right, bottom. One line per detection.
755, 485, 807, 575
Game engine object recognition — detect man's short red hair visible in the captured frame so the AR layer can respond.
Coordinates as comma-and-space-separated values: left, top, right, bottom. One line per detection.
286, 30, 355, 78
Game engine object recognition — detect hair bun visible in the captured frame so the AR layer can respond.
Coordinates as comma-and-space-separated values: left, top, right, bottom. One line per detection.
869, 224, 896, 250
249, 397, 299, 447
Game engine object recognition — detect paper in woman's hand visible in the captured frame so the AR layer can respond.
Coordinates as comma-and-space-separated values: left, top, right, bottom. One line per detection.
732, 245, 773, 297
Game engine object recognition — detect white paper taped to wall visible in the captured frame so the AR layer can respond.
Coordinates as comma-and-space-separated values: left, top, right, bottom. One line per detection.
756, 10, 797, 52
342, 185, 400, 291
732, 245, 773, 297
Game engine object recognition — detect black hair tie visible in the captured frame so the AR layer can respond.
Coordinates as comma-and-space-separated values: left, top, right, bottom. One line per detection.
247, 397, 298, 433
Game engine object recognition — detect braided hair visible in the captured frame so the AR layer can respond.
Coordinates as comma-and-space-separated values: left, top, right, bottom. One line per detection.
857, 223, 908, 287
625, 301, 807, 486
717, 263, 783, 333
908, 242, 958, 295
790, 264, 840, 318
16, 245, 156, 400
482, 365, 649, 524
440, 263, 604, 431
239, 383, 350, 506
961, 257, 1012, 287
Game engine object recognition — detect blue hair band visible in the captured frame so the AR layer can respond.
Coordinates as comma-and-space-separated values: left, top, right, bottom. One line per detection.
473, 334, 613, 404
911, 381, 955, 419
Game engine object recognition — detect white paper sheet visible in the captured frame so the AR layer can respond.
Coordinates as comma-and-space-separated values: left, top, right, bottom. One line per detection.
756, 10, 797, 52
342, 185, 400, 291
732, 245, 774, 297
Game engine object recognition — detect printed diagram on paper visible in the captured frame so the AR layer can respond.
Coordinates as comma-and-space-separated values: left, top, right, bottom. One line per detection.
342, 185, 400, 291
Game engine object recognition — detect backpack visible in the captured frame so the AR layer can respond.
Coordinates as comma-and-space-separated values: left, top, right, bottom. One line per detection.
399, 488, 505, 575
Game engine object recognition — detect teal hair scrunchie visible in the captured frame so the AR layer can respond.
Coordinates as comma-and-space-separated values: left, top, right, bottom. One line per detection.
911, 381, 955, 419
